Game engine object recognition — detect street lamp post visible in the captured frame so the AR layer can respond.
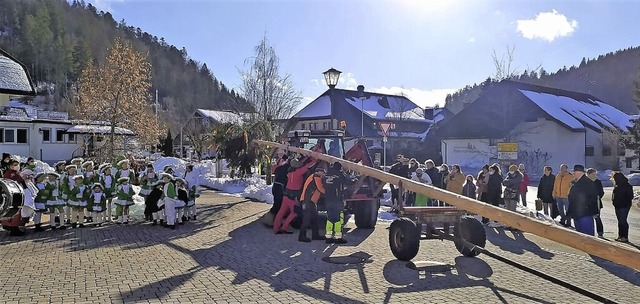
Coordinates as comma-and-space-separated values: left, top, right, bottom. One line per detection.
323, 68, 341, 129
357, 85, 365, 138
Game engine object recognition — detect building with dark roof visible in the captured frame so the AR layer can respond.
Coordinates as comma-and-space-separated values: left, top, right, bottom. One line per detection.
436, 80, 633, 173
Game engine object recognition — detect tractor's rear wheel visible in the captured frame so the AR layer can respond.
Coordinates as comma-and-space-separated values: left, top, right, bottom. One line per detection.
389, 218, 420, 261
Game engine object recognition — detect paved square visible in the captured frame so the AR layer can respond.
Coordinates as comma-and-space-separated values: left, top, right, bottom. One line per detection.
1, 190, 638, 303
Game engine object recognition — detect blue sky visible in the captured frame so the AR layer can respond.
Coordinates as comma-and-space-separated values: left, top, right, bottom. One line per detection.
88, 0, 640, 110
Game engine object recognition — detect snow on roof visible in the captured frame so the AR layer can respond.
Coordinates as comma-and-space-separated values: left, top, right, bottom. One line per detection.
66, 125, 134, 136
196, 109, 245, 124
293, 95, 331, 118
519, 89, 633, 132
0, 50, 35, 95
345, 95, 424, 121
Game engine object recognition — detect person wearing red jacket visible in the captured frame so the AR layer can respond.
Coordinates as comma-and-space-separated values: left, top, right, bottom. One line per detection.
518, 163, 530, 207
272, 156, 317, 234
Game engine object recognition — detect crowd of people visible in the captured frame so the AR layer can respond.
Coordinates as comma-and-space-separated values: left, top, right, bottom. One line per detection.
1, 153, 200, 236
384, 154, 632, 241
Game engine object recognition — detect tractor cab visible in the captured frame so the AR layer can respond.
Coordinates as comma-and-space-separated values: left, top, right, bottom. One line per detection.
287, 129, 346, 158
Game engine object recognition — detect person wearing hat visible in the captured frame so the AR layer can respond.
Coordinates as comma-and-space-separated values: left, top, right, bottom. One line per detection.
71, 158, 84, 175
298, 167, 326, 242
139, 164, 158, 201
552, 164, 573, 227
567, 165, 599, 235
272, 156, 317, 234
81, 161, 98, 223
174, 178, 188, 224
25, 157, 37, 171
502, 165, 523, 218
99, 165, 116, 221
115, 177, 135, 224
88, 183, 108, 226
184, 164, 200, 221
160, 173, 178, 229
163, 165, 175, 177
45, 172, 66, 230
52, 161, 67, 225
32, 172, 50, 232
115, 159, 134, 181
67, 175, 90, 228
61, 164, 78, 225
145, 180, 164, 225
323, 162, 353, 244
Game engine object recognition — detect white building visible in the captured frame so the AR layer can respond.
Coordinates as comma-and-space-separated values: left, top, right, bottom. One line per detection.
437, 81, 633, 174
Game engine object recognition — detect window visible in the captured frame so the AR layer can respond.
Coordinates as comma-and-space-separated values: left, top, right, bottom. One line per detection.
585, 146, 595, 156
323, 122, 328, 130
0, 128, 28, 144
602, 145, 611, 156
42, 128, 51, 142
16, 129, 27, 143
314, 123, 318, 130
626, 158, 634, 169
301, 123, 306, 130
68, 133, 76, 143
56, 129, 65, 142
618, 144, 626, 156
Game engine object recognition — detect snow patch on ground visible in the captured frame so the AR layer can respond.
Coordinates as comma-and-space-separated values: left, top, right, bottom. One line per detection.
202, 176, 273, 204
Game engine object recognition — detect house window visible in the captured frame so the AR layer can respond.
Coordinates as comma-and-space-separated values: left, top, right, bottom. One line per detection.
4, 129, 14, 143
626, 158, 634, 169
16, 129, 27, 143
323, 122, 328, 130
68, 133, 76, 143
0, 128, 3, 142
301, 123, 306, 130
602, 145, 611, 156
0, 128, 28, 144
314, 123, 318, 130
42, 128, 51, 142
56, 129, 65, 142
585, 146, 595, 156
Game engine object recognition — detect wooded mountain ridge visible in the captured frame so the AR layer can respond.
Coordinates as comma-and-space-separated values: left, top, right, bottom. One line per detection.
0, 0, 252, 131
445, 46, 640, 114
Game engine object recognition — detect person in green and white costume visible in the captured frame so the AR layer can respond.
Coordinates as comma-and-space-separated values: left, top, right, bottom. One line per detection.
88, 183, 107, 226
160, 172, 178, 229
115, 159, 135, 181
25, 157, 37, 171
99, 164, 117, 222
71, 158, 84, 175
115, 176, 135, 224
82, 161, 98, 223
46, 172, 66, 230
139, 164, 159, 221
51, 161, 66, 226
67, 175, 90, 228
61, 164, 77, 225
33, 172, 49, 232
184, 164, 200, 221
174, 178, 188, 225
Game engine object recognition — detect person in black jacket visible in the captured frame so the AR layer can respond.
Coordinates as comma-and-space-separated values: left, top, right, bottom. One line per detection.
611, 172, 633, 243
567, 165, 599, 235
324, 162, 353, 244
487, 164, 503, 207
388, 155, 409, 209
587, 168, 605, 237
537, 166, 556, 217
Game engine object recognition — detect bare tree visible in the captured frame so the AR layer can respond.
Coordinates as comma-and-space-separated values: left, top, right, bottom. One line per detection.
492, 45, 520, 81
238, 35, 301, 120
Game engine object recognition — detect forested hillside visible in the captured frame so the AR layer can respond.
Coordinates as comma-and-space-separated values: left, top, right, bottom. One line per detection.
0, 0, 251, 129
445, 46, 640, 114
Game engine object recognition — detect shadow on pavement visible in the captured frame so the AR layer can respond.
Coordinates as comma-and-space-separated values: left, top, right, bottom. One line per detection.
119, 218, 375, 303
589, 254, 640, 288
485, 227, 555, 260
381, 257, 553, 304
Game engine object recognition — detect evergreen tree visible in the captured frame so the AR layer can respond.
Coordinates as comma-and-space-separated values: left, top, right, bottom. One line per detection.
163, 129, 173, 156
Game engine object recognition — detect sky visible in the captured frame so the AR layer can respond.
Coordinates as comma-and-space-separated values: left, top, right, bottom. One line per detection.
87, 0, 640, 110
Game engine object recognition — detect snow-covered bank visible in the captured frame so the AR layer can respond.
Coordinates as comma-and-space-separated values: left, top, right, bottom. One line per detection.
202, 176, 273, 204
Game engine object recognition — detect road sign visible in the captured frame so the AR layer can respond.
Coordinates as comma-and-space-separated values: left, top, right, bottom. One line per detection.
498, 152, 518, 160
379, 122, 392, 136
498, 142, 518, 152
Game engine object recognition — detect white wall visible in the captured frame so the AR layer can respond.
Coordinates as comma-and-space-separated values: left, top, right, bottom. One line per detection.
1, 121, 81, 164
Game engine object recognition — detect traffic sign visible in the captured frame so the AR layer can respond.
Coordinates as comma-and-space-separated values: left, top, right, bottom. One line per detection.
498, 142, 518, 152
379, 122, 392, 136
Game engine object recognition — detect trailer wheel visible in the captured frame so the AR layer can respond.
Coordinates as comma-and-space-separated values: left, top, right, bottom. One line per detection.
354, 200, 378, 229
454, 216, 486, 257
389, 218, 420, 261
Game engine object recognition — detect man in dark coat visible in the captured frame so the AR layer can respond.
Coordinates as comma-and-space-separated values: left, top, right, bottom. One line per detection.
388, 155, 409, 209
567, 165, 599, 235
536, 166, 556, 217
323, 162, 354, 244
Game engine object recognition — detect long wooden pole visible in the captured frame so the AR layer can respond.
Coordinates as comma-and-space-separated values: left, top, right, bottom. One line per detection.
255, 139, 640, 270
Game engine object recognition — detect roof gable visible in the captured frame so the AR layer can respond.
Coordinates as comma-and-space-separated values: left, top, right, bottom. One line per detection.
0, 48, 36, 96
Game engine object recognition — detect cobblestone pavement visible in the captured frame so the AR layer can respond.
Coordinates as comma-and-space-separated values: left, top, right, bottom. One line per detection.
1, 190, 639, 303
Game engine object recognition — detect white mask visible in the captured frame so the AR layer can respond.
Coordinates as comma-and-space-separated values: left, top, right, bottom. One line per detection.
489, 171, 494, 175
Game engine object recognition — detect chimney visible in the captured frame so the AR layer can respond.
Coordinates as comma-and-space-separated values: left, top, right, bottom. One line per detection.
357, 85, 365, 96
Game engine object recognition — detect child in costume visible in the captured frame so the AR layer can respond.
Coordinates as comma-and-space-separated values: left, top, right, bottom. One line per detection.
25, 157, 37, 171
99, 164, 116, 221
160, 173, 178, 229
184, 164, 200, 221
88, 183, 107, 226
33, 172, 49, 232
46, 172, 66, 230
67, 175, 90, 228
139, 164, 159, 220
174, 178, 188, 224
115, 159, 134, 181
146, 180, 164, 225
82, 161, 98, 222
115, 176, 135, 224
61, 164, 77, 225
71, 158, 84, 175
